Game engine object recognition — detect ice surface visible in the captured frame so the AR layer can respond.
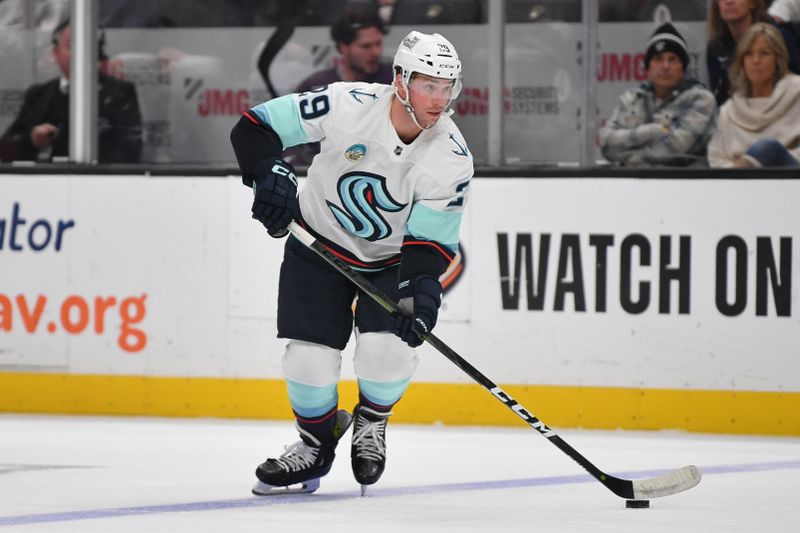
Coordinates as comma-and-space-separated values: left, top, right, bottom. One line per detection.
1, 414, 798, 532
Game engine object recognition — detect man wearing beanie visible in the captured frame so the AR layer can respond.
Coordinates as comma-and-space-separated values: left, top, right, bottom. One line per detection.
600, 22, 717, 167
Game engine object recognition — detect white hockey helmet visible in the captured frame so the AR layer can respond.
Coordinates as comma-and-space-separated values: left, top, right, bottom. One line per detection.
392, 31, 463, 127
393, 31, 462, 84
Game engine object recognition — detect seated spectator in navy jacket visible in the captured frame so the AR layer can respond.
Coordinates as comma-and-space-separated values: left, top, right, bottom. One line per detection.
600, 23, 717, 167
708, 22, 800, 168
706, 0, 800, 105
0, 19, 143, 163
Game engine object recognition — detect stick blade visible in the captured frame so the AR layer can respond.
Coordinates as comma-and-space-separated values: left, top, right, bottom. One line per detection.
632, 465, 701, 499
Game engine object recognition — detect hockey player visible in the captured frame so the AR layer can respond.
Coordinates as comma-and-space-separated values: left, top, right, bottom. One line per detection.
230, 31, 473, 495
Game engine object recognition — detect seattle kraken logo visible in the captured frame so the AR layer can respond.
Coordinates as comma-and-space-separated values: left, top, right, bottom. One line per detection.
326, 172, 407, 241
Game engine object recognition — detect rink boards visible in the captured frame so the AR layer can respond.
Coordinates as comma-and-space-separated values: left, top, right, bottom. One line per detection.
1, 174, 798, 435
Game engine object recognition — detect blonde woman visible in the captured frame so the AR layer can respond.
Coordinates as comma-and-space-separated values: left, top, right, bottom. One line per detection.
708, 23, 800, 167
706, 0, 800, 104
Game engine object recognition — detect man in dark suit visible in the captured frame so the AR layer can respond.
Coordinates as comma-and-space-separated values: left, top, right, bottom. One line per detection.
0, 20, 143, 163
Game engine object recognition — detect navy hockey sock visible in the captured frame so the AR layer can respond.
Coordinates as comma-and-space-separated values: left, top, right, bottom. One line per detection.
295, 407, 338, 445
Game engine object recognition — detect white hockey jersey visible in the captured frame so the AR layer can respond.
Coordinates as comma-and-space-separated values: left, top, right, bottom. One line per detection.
249, 82, 473, 270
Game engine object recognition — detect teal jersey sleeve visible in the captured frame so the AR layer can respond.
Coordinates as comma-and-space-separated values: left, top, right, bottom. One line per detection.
249, 86, 333, 148
406, 203, 463, 253
405, 176, 471, 253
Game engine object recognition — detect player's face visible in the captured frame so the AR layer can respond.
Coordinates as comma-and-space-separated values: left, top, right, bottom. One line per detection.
407, 74, 455, 128
647, 51, 684, 95
341, 27, 384, 77
743, 35, 778, 88
53, 26, 71, 78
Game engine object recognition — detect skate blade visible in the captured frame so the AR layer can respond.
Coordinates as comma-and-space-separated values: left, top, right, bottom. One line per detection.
360, 484, 368, 497
252, 477, 320, 496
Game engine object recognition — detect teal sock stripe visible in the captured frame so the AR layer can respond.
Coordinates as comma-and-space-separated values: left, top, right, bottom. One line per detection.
286, 380, 338, 418
357, 377, 411, 407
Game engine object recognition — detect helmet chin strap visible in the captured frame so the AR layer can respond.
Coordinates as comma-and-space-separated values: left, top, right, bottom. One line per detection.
395, 82, 453, 130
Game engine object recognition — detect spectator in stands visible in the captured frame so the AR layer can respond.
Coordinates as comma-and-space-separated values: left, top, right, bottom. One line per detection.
599, 23, 717, 167
285, 8, 393, 166
708, 23, 800, 167
769, 0, 800, 23
707, 0, 800, 105
295, 8, 392, 93
0, 19, 143, 163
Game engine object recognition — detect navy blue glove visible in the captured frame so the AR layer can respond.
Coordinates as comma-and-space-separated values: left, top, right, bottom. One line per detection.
391, 275, 442, 348
251, 157, 299, 238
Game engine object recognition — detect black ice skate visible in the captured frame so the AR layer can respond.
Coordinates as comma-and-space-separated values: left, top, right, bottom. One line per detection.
351, 404, 392, 495
252, 409, 352, 496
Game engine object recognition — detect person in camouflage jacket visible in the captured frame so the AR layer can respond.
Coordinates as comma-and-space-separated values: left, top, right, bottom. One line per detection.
600, 22, 718, 167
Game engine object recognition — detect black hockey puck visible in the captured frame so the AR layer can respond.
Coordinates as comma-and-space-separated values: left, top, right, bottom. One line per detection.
626, 500, 650, 508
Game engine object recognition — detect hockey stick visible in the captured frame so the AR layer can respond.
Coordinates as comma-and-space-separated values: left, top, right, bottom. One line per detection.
287, 221, 701, 500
